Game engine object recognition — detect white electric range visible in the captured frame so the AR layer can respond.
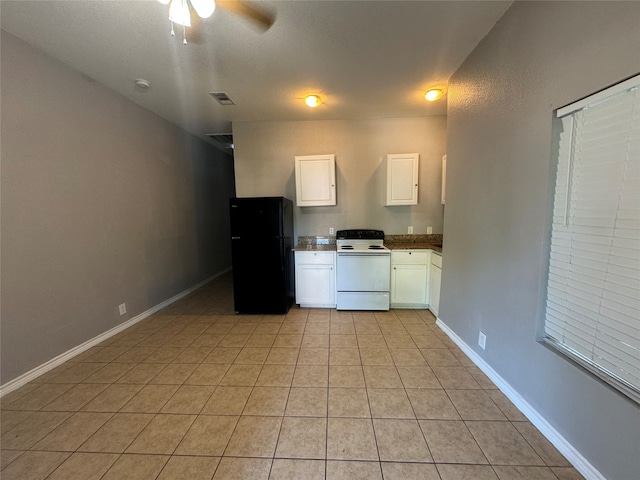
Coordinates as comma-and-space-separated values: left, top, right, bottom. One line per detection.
335, 229, 391, 310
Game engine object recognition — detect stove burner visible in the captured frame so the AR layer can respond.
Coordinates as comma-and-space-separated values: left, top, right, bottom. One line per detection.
341, 245, 354, 249
368, 245, 384, 249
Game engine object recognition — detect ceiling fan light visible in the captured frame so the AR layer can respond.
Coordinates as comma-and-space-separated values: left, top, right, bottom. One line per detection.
191, 0, 216, 19
425, 89, 444, 102
305, 95, 321, 108
169, 0, 191, 27
157, 0, 171, 5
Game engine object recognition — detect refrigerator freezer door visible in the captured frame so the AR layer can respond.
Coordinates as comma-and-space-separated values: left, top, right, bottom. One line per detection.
230, 197, 284, 238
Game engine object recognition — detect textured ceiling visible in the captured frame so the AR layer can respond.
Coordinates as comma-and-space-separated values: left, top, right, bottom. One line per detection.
1, 0, 512, 141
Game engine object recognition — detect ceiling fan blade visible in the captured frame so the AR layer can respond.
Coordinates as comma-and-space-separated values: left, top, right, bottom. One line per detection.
217, 0, 275, 30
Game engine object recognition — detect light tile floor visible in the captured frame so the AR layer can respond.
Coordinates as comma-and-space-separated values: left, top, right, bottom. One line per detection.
0, 273, 586, 479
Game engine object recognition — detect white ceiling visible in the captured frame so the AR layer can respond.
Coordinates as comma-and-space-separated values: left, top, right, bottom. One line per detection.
1, 0, 512, 141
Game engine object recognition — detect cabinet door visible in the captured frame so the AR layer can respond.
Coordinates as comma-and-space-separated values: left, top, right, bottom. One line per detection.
430, 265, 441, 317
391, 264, 428, 305
295, 154, 336, 206
441, 154, 447, 205
386, 153, 419, 205
295, 264, 335, 306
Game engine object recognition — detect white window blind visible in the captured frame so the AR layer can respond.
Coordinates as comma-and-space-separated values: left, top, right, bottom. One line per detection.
544, 74, 640, 402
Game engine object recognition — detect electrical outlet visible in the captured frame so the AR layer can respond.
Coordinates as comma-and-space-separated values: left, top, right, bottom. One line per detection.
427, 226, 433, 234
478, 331, 487, 350
329, 227, 334, 235
119, 303, 127, 316
408, 226, 413, 234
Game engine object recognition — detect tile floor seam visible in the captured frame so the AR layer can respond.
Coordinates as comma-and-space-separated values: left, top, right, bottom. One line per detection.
463, 419, 544, 468
512, 420, 563, 468
77, 450, 127, 480
363, 374, 383, 465
269, 388, 294, 463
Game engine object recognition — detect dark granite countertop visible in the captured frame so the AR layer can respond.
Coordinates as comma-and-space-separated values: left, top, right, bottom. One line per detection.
384, 234, 443, 253
293, 234, 442, 253
385, 242, 442, 253
293, 244, 337, 252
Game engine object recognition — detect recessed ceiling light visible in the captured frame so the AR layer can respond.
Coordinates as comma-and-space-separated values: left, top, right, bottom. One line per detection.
304, 95, 322, 108
424, 89, 444, 102
134, 78, 151, 89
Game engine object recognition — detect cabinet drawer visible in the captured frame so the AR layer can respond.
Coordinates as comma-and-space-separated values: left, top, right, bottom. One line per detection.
391, 250, 429, 265
295, 251, 335, 265
431, 253, 442, 268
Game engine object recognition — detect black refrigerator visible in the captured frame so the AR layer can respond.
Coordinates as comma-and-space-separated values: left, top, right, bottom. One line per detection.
229, 197, 294, 314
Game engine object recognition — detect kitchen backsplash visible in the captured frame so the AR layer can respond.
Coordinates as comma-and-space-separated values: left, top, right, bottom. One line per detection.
297, 234, 443, 246
297, 236, 336, 246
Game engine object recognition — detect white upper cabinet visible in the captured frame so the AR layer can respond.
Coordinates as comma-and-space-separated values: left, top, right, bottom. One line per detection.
295, 154, 336, 207
385, 153, 419, 206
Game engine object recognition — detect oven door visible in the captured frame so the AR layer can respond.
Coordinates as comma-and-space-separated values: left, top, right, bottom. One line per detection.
336, 253, 391, 292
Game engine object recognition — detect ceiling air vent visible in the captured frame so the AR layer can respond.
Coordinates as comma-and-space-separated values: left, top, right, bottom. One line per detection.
209, 92, 235, 105
206, 133, 234, 152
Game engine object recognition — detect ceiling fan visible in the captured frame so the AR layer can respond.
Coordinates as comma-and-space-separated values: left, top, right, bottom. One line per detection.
158, 0, 275, 43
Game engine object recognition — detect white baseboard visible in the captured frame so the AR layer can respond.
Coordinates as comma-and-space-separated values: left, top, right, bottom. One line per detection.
0, 268, 230, 398
436, 318, 606, 480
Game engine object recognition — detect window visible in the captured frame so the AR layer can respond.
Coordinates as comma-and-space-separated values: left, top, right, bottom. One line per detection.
543, 74, 640, 403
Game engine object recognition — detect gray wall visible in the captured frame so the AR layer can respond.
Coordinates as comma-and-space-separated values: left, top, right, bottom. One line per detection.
0, 32, 235, 385
232, 117, 446, 239
442, 2, 640, 479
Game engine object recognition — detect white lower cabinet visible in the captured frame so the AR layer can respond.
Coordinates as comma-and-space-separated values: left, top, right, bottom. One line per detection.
294, 251, 336, 307
390, 250, 430, 308
429, 252, 442, 317
296, 248, 438, 311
